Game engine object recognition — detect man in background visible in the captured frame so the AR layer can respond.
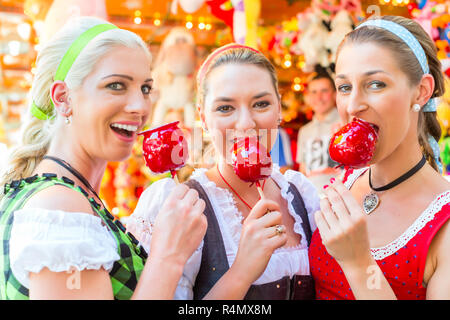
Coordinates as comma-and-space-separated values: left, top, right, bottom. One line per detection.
296, 72, 342, 191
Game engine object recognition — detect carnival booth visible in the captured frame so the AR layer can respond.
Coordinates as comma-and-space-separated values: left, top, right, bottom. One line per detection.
1, 0, 449, 220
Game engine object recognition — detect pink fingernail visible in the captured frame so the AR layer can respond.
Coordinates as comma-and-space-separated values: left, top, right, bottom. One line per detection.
330, 178, 335, 184
323, 185, 329, 189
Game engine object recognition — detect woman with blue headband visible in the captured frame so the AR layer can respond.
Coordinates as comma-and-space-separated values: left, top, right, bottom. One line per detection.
0, 16, 207, 299
310, 15, 449, 299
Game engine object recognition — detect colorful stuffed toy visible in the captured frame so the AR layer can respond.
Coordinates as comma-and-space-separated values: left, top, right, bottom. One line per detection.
299, 12, 330, 72
326, 10, 354, 64
171, 0, 260, 48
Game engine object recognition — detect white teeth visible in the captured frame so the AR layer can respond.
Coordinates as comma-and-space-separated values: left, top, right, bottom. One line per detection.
111, 123, 138, 132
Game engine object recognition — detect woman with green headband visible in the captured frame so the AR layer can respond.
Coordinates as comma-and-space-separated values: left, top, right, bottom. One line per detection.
309, 15, 449, 300
0, 16, 206, 299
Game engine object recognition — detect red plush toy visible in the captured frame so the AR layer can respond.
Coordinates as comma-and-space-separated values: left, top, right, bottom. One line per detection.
206, 0, 234, 31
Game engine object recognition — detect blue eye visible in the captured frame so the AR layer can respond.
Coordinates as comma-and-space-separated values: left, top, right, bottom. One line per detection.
141, 85, 153, 95
107, 82, 125, 90
368, 81, 386, 90
337, 84, 351, 93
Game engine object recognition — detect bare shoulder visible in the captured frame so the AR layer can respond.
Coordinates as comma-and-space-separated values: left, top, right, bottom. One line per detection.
423, 185, 449, 285
425, 177, 450, 262
426, 169, 449, 195
429, 211, 450, 263
435, 217, 450, 256
22, 184, 95, 215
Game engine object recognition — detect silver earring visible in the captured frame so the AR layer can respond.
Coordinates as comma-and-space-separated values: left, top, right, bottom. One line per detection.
413, 104, 421, 112
65, 116, 71, 125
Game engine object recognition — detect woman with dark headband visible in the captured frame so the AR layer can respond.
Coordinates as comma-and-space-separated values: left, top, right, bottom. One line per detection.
310, 15, 449, 300
0, 17, 207, 299
128, 43, 320, 299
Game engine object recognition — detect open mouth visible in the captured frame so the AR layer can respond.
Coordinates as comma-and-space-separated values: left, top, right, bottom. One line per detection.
231, 135, 264, 143
368, 123, 379, 134
110, 123, 139, 139
353, 117, 379, 134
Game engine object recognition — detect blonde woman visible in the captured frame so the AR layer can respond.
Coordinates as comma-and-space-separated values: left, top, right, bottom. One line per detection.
0, 17, 206, 300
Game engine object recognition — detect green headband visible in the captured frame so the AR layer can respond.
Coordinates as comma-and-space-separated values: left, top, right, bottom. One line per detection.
31, 23, 118, 120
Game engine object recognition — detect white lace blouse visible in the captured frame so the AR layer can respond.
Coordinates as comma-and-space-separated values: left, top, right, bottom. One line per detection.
9, 209, 119, 288
128, 165, 320, 299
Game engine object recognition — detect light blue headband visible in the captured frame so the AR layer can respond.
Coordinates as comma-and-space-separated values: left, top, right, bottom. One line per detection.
357, 19, 442, 173
428, 135, 443, 173
356, 19, 436, 112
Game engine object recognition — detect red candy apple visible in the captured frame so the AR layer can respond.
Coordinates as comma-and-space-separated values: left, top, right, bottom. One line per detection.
231, 136, 272, 185
138, 121, 188, 177
328, 118, 378, 168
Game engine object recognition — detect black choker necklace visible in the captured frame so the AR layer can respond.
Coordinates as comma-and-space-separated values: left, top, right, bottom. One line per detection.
363, 156, 427, 215
43, 155, 103, 206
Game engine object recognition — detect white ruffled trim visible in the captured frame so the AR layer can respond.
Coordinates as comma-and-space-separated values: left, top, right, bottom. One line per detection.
223, 245, 311, 285
272, 166, 321, 249
129, 177, 204, 299
191, 164, 321, 251
125, 215, 154, 253
271, 167, 304, 246
283, 168, 321, 235
253, 247, 310, 285
190, 164, 320, 283
10, 208, 120, 289
126, 177, 176, 253
343, 167, 368, 189
370, 190, 450, 260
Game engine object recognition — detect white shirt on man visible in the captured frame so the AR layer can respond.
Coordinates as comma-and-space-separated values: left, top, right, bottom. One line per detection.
296, 107, 340, 190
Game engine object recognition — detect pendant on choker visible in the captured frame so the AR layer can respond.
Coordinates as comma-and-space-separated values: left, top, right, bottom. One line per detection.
363, 156, 426, 215
363, 192, 380, 215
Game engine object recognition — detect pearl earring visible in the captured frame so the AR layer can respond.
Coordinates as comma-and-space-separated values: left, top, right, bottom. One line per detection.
65, 116, 71, 125
413, 104, 421, 112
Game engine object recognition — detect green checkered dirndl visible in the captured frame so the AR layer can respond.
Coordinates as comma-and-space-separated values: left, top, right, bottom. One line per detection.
0, 173, 147, 300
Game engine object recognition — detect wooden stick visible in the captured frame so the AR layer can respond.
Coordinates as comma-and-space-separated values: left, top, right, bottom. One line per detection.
256, 181, 271, 215
171, 170, 180, 184
255, 181, 265, 199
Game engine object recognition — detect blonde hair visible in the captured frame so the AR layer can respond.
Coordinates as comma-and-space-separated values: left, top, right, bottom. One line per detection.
337, 15, 444, 172
0, 16, 151, 192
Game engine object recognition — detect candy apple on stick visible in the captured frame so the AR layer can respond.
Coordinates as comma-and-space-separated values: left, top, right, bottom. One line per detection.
328, 118, 379, 169
230, 136, 272, 198
138, 121, 188, 184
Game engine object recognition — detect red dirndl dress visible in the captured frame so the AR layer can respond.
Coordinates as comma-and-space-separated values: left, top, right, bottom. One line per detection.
309, 168, 450, 300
